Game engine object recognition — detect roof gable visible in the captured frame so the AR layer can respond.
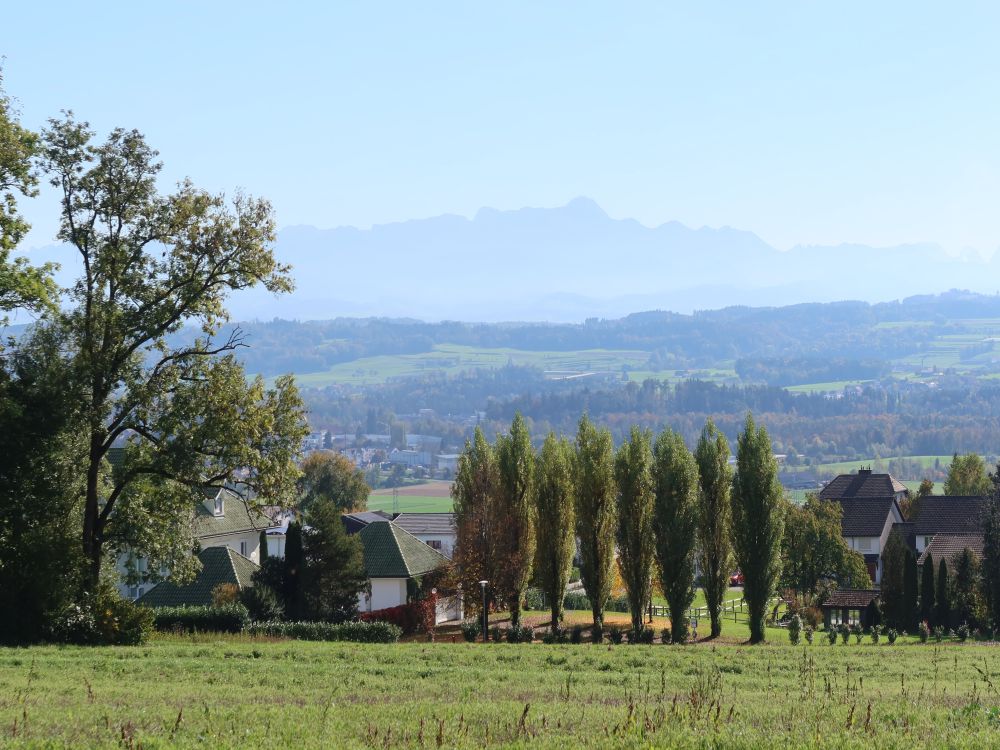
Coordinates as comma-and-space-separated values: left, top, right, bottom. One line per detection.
137, 546, 258, 608
821, 589, 879, 609
834, 497, 898, 536
192, 489, 274, 539
391, 513, 456, 536
918, 534, 984, 570
359, 521, 449, 579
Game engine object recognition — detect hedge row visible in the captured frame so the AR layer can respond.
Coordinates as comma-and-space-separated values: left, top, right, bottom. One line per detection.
246, 620, 401, 643
151, 604, 249, 634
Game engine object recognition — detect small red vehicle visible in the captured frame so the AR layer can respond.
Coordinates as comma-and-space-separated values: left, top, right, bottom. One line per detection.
729, 571, 744, 586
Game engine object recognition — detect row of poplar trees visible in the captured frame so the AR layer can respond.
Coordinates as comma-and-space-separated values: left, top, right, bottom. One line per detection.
452, 412, 785, 644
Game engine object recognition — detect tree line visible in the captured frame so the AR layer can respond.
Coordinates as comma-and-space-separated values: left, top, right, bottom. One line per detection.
451, 412, 862, 644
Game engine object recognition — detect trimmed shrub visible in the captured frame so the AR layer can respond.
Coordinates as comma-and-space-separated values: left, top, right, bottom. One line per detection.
838, 623, 850, 644
933, 625, 946, 642
460, 619, 480, 643
886, 628, 898, 645
661, 627, 671, 644
507, 625, 534, 644
804, 626, 814, 645
788, 614, 802, 645
246, 620, 400, 643
957, 622, 970, 642
523, 588, 545, 611
570, 625, 584, 644
826, 627, 838, 645
640, 627, 655, 645
359, 601, 428, 635
870, 625, 881, 644
852, 624, 863, 644
608, 625, 624, 645
918, 621, 930, 643
151, 604, 249, 634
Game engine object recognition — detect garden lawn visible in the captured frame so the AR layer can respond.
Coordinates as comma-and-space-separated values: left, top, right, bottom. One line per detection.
4, 633, 1000, 748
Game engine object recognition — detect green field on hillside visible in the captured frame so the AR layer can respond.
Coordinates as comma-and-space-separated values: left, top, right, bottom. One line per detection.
367, 494, 454, 513
4, 634, 1000, 748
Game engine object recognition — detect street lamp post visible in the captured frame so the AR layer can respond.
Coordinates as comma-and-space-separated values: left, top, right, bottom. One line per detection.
479, 580, 489, 642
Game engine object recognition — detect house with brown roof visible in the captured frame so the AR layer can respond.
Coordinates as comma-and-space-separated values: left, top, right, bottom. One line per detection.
820, 469, 907, 584
390, 513, 456, 558
910, 495, 986, 555
821, 589, 880, 629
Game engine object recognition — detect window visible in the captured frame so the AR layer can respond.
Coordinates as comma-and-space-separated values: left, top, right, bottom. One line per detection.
924, 536, 932, 548
240, 541, 247, 557
214, 496, 224, 515
858, 538, 871, 551
427, 540, 442, 550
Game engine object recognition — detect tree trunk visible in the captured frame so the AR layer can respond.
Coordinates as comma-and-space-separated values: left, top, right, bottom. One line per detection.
509, 592, 521, 628
550, 601, 560, 633
748, 599, 766, 644
592, 605, 603, 633
709, 605, 722, 639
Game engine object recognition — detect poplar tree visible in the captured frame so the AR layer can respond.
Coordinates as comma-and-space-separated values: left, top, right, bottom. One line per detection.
981, 468, 1000, 629
495, 413, 536, 627
935, 557, 951, 628
652, 429, 700, 643
574, 415, 617, 631
881, 530, 908, 629
534, 434, 577, 632
614, 426, 656, 633
694, 419, 733, 638
903, 549, 919, 632
920, 553, 935, 626
452, 427, 500, 615
731, 414, 785, 644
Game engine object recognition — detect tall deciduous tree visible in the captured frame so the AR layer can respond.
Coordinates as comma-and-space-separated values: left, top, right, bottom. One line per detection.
615, 426, 656, 633
0, 74, 56, 315
298, 450, 369, 512
920, 553, 935, 626
652, 429, 699, 643
574, 415, 617, 631
39, 116, 307, 587
494, 413, 536, 627
944, 453, 991, 496
731, 414, 785, 644
780, 496, 871, 595
694, 419, 733, 638
452, 427, 500, 614
534, 434, 576, 632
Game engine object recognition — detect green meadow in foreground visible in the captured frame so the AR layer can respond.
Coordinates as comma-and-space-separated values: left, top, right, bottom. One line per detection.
3, 635, 1000, 748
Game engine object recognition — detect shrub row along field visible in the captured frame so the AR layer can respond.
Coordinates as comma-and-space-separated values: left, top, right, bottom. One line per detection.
5, 638, 1000, 748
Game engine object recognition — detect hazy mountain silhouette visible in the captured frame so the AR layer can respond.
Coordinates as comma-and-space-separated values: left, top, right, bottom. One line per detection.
22, 198, 999, 323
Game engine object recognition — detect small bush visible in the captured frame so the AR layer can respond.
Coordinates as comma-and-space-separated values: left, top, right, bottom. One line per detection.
804, 625, 814, 645
211, 582, 240, 607
852, 624, 863, 644
957, 622, 970, 642
800, 606, 823, 629
563, 591, 591, 612
151, 603, 249, 634
570, 625, 584, 644
569, 566, 581, 583
246, 620, 400, 643
239, 586, 284, 622
490, 625, 502, 643
870, 625, 881, 644
838, 623, 850, 644
826, 627, 838, 645
608, 625, 624, 645
661, 626, 672, 644
460, 619, 480, 643
788, 614, 802, 645
49, 586, 154, 646
523, 588, 544, 611
640, 627, 655, 645
933, 625, 946, 642
918, 621, 930, 643
507, 625, 534, 644
886, 628, 898, 645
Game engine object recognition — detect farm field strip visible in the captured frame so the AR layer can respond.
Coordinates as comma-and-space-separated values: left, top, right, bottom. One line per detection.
5, 638, 1000, 748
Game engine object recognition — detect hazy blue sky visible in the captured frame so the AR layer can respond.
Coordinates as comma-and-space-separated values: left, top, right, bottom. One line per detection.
5, 2, 1000, 254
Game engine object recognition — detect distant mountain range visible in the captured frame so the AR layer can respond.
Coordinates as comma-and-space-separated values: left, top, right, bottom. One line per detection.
21, 198, 1000, 322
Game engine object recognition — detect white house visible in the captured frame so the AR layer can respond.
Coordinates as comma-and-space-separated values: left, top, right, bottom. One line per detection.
390, 513, 457, 558
117, 487, 275, 600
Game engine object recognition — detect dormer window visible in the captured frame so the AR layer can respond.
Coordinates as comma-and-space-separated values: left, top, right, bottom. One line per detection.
214, 495, 224, 516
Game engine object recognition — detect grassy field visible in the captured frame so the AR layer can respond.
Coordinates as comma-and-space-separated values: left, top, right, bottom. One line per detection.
368, 480, 454, 513
5, 632, 1000, 748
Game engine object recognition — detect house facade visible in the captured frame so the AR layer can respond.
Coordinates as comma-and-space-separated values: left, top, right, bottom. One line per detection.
389, 513, 456, 558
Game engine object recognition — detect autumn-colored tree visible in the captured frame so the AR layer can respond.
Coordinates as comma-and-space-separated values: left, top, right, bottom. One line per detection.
451, 428, 500, 614
944, 453, 991, 496
298, 450, 369, 512
494, 413, 536, 627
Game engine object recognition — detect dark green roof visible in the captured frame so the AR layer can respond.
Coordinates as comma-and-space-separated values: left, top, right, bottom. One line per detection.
193, 489, 274, 539
137, 546, 258, 607
359, 521, 450, 579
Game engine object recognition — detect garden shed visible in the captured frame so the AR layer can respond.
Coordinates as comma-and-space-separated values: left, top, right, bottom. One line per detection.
821, 589, 880, 630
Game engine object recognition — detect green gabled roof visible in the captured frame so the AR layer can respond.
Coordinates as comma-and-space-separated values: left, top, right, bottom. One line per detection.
192, 489, 274, 539
137, 546, 258, 608
359, 521, 449, 579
